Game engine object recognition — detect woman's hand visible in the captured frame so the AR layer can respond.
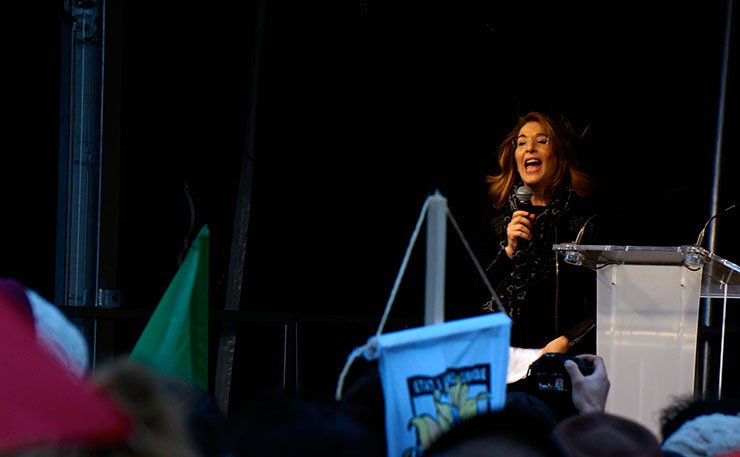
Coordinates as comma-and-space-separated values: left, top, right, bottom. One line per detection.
505, 210, 535, 258
540, 335, 569, 355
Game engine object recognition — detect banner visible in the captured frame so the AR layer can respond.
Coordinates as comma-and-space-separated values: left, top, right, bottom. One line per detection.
131, 225, 210, 389
366, 313, 510, 457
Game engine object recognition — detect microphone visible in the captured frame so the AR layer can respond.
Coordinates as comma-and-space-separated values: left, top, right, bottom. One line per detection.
515, 185, 534, 251
695, 202, 738, 248
562, 212, 599, 266
574, 213, 599, 245
515, 185, 534, 212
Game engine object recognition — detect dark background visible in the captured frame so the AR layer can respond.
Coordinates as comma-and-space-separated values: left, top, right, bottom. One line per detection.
2, 0, 739, 412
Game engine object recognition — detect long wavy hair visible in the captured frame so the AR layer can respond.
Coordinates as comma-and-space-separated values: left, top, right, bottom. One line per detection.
486, 112, 595, 209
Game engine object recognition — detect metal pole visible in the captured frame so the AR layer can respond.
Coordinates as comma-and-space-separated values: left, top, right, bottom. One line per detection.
56, 0, 105, 369
699, 0, 733, 399
708, 0, 733, 251
214, 0, 266, 415
424, 191, 447, 325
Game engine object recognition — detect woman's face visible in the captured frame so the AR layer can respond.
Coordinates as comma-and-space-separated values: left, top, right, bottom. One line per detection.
514, 121, 558, 196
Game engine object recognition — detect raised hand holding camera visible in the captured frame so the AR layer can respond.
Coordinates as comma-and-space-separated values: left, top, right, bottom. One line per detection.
564, 354, 610, 414
527, 353, 594, 394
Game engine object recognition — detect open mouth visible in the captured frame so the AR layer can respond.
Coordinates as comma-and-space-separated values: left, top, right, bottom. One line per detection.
524, 158, 542, 173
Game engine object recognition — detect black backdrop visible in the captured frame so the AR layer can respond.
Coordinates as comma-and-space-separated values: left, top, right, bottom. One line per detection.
3, 0, 739, 412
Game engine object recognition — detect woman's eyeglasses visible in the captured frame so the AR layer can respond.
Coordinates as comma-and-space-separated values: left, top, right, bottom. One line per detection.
513, 134, 550, 150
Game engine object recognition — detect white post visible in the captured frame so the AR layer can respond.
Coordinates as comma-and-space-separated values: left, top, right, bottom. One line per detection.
425, 191, 447, 325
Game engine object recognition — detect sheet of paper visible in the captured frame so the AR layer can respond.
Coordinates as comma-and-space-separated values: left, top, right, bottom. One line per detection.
507, 347, 542, 384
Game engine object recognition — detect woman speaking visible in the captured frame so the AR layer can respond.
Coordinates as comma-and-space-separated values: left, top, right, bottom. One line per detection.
483, 111, 598, 356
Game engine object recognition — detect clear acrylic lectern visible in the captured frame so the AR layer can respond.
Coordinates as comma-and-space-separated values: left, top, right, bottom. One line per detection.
552, 244, 740, 436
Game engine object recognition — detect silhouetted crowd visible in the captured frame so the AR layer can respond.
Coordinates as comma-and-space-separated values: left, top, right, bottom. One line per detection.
2, 275, 740, 457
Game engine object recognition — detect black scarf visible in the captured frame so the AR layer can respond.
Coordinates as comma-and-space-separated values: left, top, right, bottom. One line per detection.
499, 185, 573, 319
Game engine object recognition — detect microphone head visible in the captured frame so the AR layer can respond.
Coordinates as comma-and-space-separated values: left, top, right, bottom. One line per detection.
515, 186, 533, 206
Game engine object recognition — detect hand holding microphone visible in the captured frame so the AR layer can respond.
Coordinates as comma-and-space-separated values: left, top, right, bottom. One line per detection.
505, 185, 535, 259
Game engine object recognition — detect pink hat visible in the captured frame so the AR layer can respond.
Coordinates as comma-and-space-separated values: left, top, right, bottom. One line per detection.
0, 278, 131, 453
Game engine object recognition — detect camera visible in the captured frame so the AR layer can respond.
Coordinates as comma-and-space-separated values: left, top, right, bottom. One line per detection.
526, 353, 594, 393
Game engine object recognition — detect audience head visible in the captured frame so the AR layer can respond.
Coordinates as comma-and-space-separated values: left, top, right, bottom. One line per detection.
660, 413, 740, 457
155, 375, 228, 457
2, 358, 202, 457
224, 389, 384, 457
2, 356, 205, 457
88, 358, 202, 457
659, 394, 740, 442
553, 412, 662, 457
0, 278, 130, 457
424, 404, 563, 457
658, 394, 740, 457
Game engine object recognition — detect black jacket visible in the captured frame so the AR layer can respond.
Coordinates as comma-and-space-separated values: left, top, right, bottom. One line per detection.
483, 186, 598, 353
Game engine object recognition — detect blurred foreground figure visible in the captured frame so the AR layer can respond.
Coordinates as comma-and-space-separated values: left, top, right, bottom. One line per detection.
659, 395, 740, 457
25, 288, 90, 378
423, 405, 563, 457
0, 277, 209, 457
224, 389, 384, 457
553, 412, 662, 457
0, 278, 130, 455
86, 359, 204, 457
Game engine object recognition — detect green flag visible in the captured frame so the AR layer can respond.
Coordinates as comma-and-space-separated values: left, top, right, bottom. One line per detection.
131, 225, 209, 389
